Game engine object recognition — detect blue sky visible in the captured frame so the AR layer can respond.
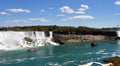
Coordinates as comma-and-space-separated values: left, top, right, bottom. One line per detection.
0, 0, 120, 28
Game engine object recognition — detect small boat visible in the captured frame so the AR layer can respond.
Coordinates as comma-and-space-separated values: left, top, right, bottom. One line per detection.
28, 48, 37, 52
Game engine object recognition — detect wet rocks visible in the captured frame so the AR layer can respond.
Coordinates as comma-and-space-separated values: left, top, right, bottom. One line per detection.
52, 35, 65, 45
103, 56, 120, 66
24, 37, 34, 43
90, 42, 97, 47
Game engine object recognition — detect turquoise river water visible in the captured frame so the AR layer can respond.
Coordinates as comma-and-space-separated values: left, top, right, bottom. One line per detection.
0, 40, 120, 66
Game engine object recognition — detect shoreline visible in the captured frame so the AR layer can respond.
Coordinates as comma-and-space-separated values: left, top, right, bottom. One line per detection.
53, 34, 117, 44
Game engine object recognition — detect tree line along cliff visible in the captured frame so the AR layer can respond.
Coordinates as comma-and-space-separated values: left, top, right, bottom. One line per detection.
0, 25, 117, 36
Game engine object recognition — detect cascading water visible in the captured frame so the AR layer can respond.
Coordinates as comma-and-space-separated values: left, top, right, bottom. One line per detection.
0, 31, 58, 50
116, 31, 120, 37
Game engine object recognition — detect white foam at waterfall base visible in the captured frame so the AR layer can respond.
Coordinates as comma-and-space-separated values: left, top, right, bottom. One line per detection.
0, 31, 58, 50
78, 62, 113, 66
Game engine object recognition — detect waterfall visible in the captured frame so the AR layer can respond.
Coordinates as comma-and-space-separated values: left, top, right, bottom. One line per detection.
117, 31, 120, 37
0, 31, 58, 50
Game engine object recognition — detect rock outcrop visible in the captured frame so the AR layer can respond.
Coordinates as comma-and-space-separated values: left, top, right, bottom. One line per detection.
53, 34, 106, 43
103, 56, 120, 66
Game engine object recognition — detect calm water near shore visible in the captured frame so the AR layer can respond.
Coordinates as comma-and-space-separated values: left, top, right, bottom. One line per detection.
0, 40, 120, 66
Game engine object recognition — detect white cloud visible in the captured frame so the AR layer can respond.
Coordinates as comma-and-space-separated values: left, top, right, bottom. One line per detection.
72, 15, 93, 19
7, 9, 31, 13
60, 6, 74, 14
56, 14, 65, 17
60, 4, 93, 21
75, 10, 85, 14
76, 4, 89, 14
115, 1, 120, 5
60, 4, 89, 14
28, 18, 50, 22
40, 9, 46, 14
0, 12, 10, 15
40, 9, 45, 12
81, 4, 89, 10
8, 20, 31, 23
8, 18, 51, 23
62, 15, 94, 21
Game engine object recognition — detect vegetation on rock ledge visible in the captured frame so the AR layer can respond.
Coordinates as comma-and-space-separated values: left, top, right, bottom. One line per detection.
0, 25, 117, 36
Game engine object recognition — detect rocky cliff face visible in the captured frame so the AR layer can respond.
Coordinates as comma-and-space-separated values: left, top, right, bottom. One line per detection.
53, 34, 106, 43
103, 56, 120, 66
